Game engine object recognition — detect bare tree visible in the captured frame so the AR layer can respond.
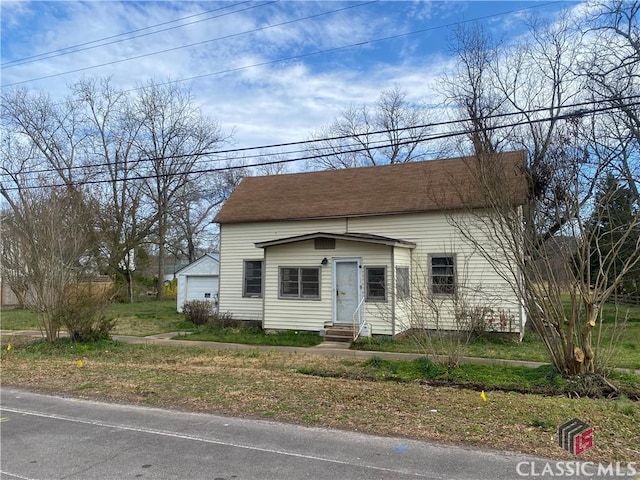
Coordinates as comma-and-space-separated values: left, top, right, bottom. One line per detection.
438, 24, 507, 156
2, 78, 233, 304
1, 88, 89, 187
435, 14, 640, 376
445, 148, 640, 375
440, 14, 589, 243
254, 153, 290, 176
133, 81, 226, 299
0, 184, 101, 341
583, 0, 640, 200
306, 87, 433, 170
1, 90, 94, 322
72, 78, 158, 302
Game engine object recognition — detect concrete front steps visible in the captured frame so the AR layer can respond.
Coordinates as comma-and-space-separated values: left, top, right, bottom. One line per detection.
324, 325, 355, 343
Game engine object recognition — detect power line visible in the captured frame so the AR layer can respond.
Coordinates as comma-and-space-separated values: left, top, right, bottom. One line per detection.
0, 2, 259, 68
4, 95, 637, 179
1, 1, 377, 87
2, 99, 637, 191
2, 1, 561, 89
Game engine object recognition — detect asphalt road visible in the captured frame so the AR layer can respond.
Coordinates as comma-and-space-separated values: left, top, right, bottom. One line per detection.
0, 388, 620, 480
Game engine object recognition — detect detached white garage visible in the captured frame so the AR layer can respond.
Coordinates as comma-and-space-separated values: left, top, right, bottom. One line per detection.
176, 253, 220, 313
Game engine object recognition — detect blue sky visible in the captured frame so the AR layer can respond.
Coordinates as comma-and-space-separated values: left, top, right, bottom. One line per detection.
1, 1, 578, 148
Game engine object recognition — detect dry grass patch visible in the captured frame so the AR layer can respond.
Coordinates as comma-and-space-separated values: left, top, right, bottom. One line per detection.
1, 342, 638, 463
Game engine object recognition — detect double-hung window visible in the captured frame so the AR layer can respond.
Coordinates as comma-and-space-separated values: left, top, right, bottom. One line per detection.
243, 260, 263, 297
365, 267, 386, 301
279, 267, 320, 299
430, 255, 456, 295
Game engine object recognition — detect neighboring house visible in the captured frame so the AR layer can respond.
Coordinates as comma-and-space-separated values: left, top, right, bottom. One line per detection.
176, 253, 220, 313
164, 258, 191, 283
214, 151, 529, 338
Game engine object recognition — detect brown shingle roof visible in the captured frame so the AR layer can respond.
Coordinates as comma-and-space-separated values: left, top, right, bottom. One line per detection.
214, 151, 528, 224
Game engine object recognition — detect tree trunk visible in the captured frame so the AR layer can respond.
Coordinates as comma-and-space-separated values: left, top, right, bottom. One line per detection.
40, 312, 59, 342
571, 303, 598, 374
126, 269, 134, 304
157, 216, 166, 301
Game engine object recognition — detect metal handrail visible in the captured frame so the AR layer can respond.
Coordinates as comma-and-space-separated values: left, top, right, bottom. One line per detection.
352, 297, 366, 340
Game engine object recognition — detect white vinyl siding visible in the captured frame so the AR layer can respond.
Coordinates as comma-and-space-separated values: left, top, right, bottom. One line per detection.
217, 210, 524, 334
218, 219, 347, 322
347, 211, 522, 332
262, 239, 396, 333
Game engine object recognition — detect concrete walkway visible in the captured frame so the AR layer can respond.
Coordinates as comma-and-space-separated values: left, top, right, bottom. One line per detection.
116, 332, 552, 368
2, 329, 638, 374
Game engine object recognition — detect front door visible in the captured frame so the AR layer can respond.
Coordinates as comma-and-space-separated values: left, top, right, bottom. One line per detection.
334, 260, 361, 324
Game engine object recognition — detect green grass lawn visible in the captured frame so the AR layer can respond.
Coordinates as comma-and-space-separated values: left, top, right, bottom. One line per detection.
2, 340, 638, 462
107, 300, 193, 336
297, 355, 640, 398
0, 308, 40, 330
352, 304, 640, 370
174, 327, 324, 347
352, 323, 640, 369
0, 300, 192, 337
2, 299, 639, 367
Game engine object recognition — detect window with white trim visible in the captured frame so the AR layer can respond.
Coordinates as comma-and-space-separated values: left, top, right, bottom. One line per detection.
279, 267, 320, 299
430, 255, 456, 295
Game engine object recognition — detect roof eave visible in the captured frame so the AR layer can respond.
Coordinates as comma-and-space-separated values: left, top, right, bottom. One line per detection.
255, 232, 416, 249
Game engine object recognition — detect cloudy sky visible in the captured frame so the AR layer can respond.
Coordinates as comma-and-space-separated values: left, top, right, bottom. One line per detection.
1, 1, 576, 149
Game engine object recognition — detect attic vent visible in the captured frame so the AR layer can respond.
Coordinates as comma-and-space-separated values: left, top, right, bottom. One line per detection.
314, 238, 335, 250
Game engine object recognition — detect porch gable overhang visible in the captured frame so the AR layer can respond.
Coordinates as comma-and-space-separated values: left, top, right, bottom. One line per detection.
255, 232, 416, 249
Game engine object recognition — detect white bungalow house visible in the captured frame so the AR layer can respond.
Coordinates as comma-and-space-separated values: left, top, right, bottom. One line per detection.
175, 253, 219, 313
213, 151, 529, 339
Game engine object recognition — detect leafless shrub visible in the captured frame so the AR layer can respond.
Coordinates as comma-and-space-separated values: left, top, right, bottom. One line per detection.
57, 281, 115, 342
182, 300, 214, 326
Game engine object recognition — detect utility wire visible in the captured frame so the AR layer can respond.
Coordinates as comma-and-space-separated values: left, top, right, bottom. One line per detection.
4, 95, 637, 179
2, 1, 561, 88
2, 99, 636, 191
1, 1, 259, 67
2, 1, 377, 87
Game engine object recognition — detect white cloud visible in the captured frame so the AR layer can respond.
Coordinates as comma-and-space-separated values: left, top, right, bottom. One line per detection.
1, 0, 579, 150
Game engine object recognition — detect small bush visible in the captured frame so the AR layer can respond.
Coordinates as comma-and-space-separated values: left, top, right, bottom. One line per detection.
207, 310, 237, 328
562, 373, 619, 398
163, 279, 177, 299
182, 300, 214, 325
58, 283, 114, 342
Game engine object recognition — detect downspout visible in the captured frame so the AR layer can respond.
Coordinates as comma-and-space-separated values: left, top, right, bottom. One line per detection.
391, 245, 395, 337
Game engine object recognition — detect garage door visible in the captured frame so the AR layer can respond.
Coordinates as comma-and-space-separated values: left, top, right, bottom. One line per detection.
186, 276, 219, 303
